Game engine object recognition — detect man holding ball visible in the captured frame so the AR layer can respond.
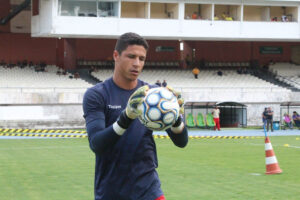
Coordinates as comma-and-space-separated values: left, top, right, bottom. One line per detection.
83, 32, 188, 200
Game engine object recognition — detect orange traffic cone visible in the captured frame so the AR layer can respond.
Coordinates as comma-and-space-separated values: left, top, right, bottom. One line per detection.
265, 137, 282, 175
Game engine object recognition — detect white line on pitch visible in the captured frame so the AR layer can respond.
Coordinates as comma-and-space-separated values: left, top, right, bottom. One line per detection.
246, 142, 300, 150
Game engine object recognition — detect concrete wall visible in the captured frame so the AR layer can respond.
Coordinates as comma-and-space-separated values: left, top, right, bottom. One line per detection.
0, 104, 84, 129
1, 89, 299, 128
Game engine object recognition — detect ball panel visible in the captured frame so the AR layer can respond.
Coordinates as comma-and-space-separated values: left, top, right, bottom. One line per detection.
147, 107, 161, 121
145, 121, 164, 130
159, 89, 173, 100
146, 93, 160, 106
163, 112, 176, 125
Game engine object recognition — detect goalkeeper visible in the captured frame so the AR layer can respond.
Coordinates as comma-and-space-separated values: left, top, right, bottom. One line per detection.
83, 32, 188, 200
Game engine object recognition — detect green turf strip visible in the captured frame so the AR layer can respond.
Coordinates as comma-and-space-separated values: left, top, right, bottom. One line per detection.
0, 137, 299, 200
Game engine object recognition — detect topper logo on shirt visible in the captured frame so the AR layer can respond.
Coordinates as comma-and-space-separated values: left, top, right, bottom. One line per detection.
108, 105, 122, 109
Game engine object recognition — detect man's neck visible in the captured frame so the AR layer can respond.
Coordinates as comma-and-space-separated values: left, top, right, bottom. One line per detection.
113, 75, 137, 90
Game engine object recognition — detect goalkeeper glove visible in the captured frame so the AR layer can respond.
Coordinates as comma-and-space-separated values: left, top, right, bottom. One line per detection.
166, 86, 185, 116
126, 85, 149, 119
115, 85, 149, 132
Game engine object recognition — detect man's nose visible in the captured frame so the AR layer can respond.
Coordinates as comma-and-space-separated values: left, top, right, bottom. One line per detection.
133, 57, 141, 66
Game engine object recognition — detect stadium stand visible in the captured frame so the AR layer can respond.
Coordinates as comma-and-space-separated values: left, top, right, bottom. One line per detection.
269, 63, 300, 89
0, 65, 93, 91
91, 68, 290, 91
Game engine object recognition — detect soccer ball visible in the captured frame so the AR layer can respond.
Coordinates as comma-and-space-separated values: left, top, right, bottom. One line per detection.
138, 87, 180, 131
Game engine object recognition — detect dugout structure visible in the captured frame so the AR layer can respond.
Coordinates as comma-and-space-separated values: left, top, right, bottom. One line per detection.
280, 101, 300, 125
184, 101, 247, 128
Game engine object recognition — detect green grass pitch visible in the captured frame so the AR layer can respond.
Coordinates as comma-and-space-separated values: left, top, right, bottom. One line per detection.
0, 136, 299, 200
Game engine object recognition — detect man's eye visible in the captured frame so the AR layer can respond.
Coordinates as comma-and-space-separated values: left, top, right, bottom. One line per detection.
139, 57, 145, 61
128, 55, 135, 59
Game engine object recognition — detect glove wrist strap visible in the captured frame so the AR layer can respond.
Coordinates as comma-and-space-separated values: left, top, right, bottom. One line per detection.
117, 110, 134, 129
172, 116, 182, 127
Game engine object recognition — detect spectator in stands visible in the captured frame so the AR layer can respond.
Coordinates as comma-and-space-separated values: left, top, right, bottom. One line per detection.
22, 59, 28, 67
242, 68, 248, 74
212, 106, 221, 131
74, 72, 80, 79
214, 15, 219, 20
62, 70, 67, 76
281, 15, 287, 22
284, 16, 289, 22
29, 61, 34, 67
56, 69, 62, 75
162, 80, 167, 87
283, 113, 293, 129
192, 12, 198, 19
35, 65, 41, 72
192, 67, 200, 79
8, 62, 14, 68
269, 59, 275, 65
17, 61, 21, 67
271, 17, 278, 21
89, 66, 95, 74
155, 80, 162, 87
40, 62, 46, 71
237, 67, 243, 74
266, 107, 274, 132
292, 111, 300, 128
262, 63, 269, 71
217, 70, 223, 76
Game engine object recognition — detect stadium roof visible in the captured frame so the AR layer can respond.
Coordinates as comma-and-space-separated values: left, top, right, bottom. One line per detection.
185, 101, 247, 107
280, 102, 300, 106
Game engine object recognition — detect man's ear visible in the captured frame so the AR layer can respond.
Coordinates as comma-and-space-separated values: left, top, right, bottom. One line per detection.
113, 50, 119, 62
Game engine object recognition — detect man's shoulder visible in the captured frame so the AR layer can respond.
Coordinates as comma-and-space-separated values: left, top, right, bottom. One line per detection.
138, 79, 156, 88
84, 78, 112, 100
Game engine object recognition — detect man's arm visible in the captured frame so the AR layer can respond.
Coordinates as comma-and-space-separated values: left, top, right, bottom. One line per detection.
166, 116, 188, 148
83, 86, 148, 155
86, 118, 122, 155
164, 86, 188, 148
83, 88, 129, 155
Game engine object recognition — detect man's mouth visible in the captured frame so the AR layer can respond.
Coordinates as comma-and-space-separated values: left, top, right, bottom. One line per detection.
130, 69, 139, 76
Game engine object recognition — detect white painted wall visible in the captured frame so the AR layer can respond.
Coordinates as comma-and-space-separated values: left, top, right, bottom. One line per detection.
32, 0, 54, 36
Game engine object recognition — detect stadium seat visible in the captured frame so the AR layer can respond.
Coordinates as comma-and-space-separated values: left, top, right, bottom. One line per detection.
206, 113, 216, 128
186, 113, 196, 128
196, 113, 206, 128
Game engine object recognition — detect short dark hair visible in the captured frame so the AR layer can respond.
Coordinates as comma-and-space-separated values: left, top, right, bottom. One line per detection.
115, 32, 149, 54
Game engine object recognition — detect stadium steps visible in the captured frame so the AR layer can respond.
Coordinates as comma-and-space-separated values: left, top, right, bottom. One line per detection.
252, 68, 300, 92
69, 69, 101, 85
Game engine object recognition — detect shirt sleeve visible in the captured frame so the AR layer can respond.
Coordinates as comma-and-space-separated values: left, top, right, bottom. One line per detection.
83, 88, 121, 155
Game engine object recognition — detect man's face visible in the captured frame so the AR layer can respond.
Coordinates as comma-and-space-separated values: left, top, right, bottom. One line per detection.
113, 45, 146, 81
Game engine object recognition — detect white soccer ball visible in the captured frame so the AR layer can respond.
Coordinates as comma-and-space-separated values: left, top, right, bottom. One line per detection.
138, 87, 180, 131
